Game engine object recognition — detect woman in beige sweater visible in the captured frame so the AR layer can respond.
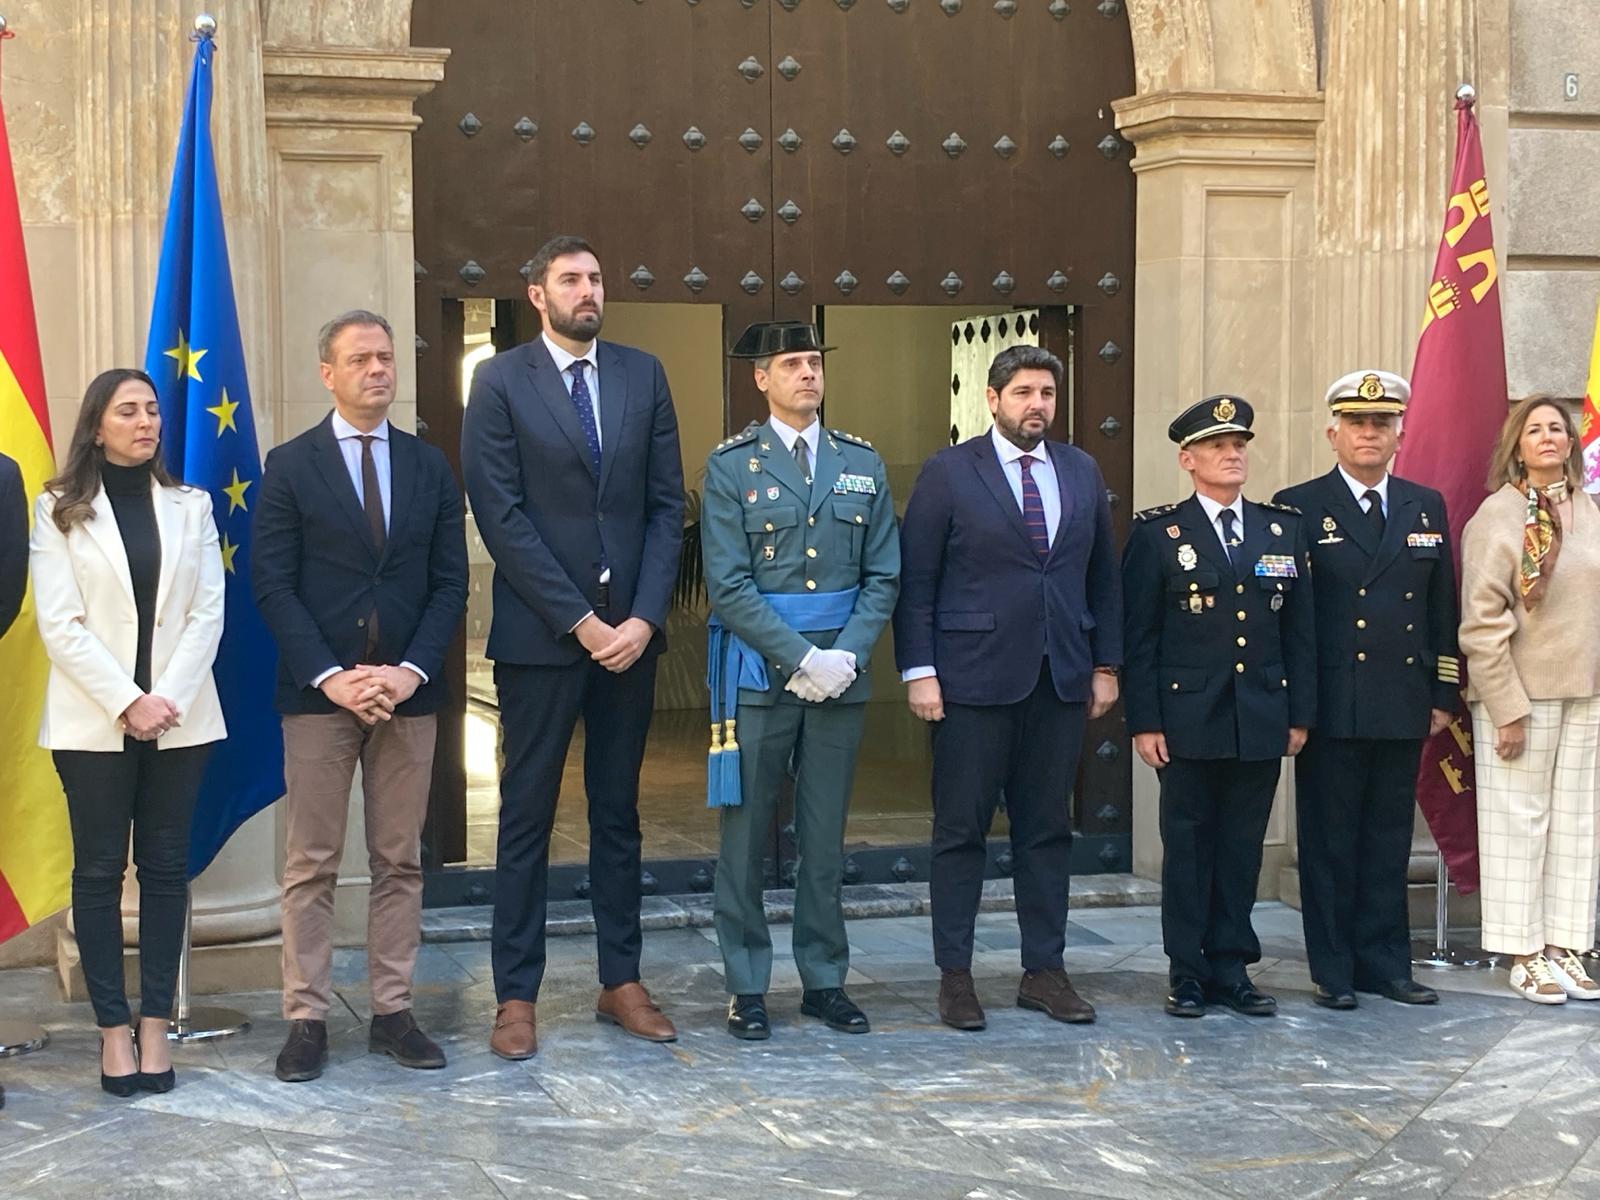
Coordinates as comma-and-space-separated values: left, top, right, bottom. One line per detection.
1459, 395, 1600, 1004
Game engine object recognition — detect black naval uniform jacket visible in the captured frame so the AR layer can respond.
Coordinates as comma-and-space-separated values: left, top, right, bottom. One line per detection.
1122, 494, 1316, 762
1272, 469, 1459, 740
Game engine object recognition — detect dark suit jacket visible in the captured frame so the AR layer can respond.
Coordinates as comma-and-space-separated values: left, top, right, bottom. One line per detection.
251, 413, 468, 715
460, 337, 684, 665
1121, 494, 1316, 761
893, 434, 1122, 707
1274, 469, 1458, 739
0, 452, 25, 638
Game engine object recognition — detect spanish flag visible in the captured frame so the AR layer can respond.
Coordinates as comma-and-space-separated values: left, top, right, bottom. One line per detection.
1581, 297, 1600, 494
0, 32, 70, 943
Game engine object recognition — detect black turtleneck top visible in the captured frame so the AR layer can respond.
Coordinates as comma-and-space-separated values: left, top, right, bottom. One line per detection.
101, 460, 160, 693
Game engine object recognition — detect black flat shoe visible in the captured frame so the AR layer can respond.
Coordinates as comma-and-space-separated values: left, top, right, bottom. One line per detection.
1313, 984, 1358, 1010
800, 988, 870, 1034
1164, 978, 1206, 1018
1360, 977, 1439, 1005
727, 994, 770, 1041
1206, 980, 1278, 1017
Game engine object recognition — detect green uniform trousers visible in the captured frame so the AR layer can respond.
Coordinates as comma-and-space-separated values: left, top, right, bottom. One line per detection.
713, 699, 865, 995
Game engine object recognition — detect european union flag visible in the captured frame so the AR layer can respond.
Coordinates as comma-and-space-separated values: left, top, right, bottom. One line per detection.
144, 31, 283, 877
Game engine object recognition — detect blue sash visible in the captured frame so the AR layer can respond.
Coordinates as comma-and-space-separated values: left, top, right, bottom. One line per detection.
705, 587, 861, 808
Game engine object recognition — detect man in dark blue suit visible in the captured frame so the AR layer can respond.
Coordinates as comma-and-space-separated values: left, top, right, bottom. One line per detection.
1275, 370, 1457, 1010
461, 236, 684, 1057
254, 310, 468, 1082
1122, 396, 1316, 1019
0, 451, 26, 639
894, 345, 1122, 1031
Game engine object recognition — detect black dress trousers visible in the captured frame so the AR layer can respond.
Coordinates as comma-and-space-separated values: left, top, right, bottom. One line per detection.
930, 662, 1086, 972
1295, 735, 1424, 991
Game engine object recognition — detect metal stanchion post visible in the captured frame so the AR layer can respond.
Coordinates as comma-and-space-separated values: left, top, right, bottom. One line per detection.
0, 1019, 47, 1059
1412, 856, 1493, 970
166, 892, 251, 1042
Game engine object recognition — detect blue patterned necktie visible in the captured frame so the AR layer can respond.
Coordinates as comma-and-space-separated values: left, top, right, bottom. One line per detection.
567, 362, 601, 474
1018, 454, 1050, 560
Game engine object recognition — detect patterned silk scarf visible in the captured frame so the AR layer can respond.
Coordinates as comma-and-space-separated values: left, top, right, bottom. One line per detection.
1518, 479, 1568, 609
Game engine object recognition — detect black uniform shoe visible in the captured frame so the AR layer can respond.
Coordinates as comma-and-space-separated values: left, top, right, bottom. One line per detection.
1164, 978, 1206, 1018
1313, 984, 1358, 1010
1361, 978, 1439, 1005
800, 988, 870, 1034
727, 994, 771, 1041
275, 1018, 329, 1083
1206, 980, 1278, 1016
370, 1009, 447, 1069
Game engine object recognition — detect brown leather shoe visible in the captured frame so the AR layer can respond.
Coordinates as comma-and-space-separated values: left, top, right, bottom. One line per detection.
490, 1000, 538, 1060
1017, 968, 1096, 1024
938, 969, 986, 1031
596, 981, 678, 1043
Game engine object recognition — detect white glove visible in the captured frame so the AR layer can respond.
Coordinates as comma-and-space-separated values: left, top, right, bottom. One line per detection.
801, 647, 858, 699
784, 670, 830, 703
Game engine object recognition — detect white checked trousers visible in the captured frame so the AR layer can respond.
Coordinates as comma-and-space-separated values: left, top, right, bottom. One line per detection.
1473, 696, 1600, 955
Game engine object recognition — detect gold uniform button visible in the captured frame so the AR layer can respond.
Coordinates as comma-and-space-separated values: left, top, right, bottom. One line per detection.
764, 522, 774, 532
1357, 652, 1367, 662
1280, 678, 1287, 687
1236, 610, 1247, 621
1171, 682, 1180, 691
807, 516, 816, 526
1358, 588, 1367, 597
1236, 636, 1247, 647
1236, 584, 1245, 594
1356, 619, 1367, 629
855, 515, 864, 524
1406, 656, 1415, 665
1190, 583, 1199, 592
805, 580, 817, 591
1234, 662, 1245, 674
806, 548, 818, 558
1404, 591, 1414, 600
1406, 623, 1414, 632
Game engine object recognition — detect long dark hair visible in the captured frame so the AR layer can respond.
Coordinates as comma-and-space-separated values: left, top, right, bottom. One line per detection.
45, 368, 181, 532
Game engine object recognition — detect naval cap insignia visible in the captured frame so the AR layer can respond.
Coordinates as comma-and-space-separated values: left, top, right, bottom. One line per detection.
1358, 373, 1385, 401
1212, 396, 1237, 422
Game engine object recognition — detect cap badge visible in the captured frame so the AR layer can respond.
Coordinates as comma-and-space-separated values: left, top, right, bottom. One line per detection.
1358, 373, 1386, 401
1212, 396, 1237, 423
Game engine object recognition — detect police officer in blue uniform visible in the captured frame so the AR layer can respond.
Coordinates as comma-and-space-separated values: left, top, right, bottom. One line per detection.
701, 321, 900, 1040
1122, 395, 1316, 1018
1275, 370, 1458, 1009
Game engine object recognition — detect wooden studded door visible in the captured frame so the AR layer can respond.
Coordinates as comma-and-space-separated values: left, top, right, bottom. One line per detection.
410, 0, 1136, 891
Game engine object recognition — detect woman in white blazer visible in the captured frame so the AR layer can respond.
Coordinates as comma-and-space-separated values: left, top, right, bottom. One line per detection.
30, 367, 226, 1097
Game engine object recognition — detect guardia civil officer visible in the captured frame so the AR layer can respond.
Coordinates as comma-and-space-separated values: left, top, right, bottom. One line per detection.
701, 321, 900, 1040
1275, 371, 1457, 1010
1122, 396, 1315, 1018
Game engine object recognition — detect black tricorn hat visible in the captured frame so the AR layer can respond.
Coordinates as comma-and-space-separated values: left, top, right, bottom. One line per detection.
728, 321, 835, 360
1167, 394, 1255, 448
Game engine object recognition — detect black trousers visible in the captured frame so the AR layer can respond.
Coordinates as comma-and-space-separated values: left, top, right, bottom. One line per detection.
1295, 735, 1423, 991
1158, 756, 1279, 987
491, 654, 657, 1001
930, 664, 1085, 971
52, 741, 210, 1027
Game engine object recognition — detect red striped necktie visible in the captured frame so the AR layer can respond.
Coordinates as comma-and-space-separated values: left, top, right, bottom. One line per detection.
1018, 454, 1050, 560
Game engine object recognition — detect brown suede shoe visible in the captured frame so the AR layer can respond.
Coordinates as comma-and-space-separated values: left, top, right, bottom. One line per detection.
1017, 968, 1096, 1024
938, 969, 987, 1031
490, 1000, 538, 1060
596, 981, 678, 1043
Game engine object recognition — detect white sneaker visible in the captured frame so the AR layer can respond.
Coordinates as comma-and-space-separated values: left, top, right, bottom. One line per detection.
1546, 952, 1600, 1000
1509, 955, 1568, 1005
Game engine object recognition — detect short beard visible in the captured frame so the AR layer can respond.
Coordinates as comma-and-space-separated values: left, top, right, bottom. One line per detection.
547, 302, 603, 342
996, 413, 1044, 451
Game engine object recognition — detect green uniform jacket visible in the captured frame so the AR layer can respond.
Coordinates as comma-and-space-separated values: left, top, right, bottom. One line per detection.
701, 419, 900, 705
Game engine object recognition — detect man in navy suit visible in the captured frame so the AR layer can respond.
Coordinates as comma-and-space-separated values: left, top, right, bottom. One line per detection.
461, 235, 684, 1058
254, 309, 468, 1082
0, 451, 26, 639
1275, 370, 1456, 1010
894, 345, 1122, 1031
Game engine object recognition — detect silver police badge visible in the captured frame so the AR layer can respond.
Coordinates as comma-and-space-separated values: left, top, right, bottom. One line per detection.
1270, 593, 1283, 612
1177, 544, 1197, 572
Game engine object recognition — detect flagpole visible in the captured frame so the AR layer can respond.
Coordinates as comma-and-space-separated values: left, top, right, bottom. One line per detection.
1412, 856, 1493, 971
166, 889, 250, 1043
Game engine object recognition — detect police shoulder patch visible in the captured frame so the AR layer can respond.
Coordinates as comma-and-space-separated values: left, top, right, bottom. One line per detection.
1132, 503, 1179, 523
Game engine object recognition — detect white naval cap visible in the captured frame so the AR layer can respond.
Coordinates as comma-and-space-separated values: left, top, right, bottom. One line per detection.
1325, 369, 1409, 414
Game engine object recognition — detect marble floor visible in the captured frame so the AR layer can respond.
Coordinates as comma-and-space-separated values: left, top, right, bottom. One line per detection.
3, 903, 1600, 1199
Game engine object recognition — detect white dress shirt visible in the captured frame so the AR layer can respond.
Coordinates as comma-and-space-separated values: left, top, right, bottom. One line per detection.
901, 428, 1063, 683
312, 411, 426, 687
1194, 491, 1245, 557
542, 330, 602, 450
1338, 465, 1389, 518
767, 414, 821, 470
